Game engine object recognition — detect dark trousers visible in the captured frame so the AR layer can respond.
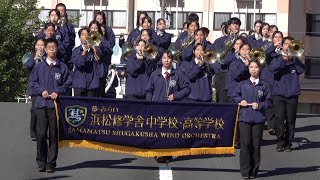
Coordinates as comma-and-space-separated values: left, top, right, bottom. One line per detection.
215, 73, 228, 103
30, 96, 37, 139
272, 96, 298, 147
74, 88, 99, 97
239, 122, 264, 177
36, 108, 58, 167
125, 95, 146, 100
265, 105, 276, 130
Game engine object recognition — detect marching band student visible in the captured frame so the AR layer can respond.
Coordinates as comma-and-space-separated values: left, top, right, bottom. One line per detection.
182, 22, 188, 32
226, 43, 251, 102
260, 31, 283, 135
247, 20, 263, 46
71, 27, 105, 97
270, 36, 305, 152
178, 43, 217, 102
181, 28, 208, 62
175, 20, 199, 49
24, 38, 46, 141
146, 50, 190, 163
233, 60, 271, 179
146, 50, 190, 101
95, 11, 116, 48
221, 22, 229, 37
199, 27, 210, 40
42, 23, 67, 62
124, 39, 153, 100
124, 11, 149, 46
177, 13, 200, 41
38, 9, 69, 58
142, 16, 153, 30
88, 20, 113, 97
30, 38, 70, 173
268, 25, 279, 40
187, 13, 200, 23
253, 23, 270, 48
153, 18, 172, 50
56, 3, 76, 69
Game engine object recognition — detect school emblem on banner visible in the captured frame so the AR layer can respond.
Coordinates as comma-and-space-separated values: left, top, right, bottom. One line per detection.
65, 105, 87, 127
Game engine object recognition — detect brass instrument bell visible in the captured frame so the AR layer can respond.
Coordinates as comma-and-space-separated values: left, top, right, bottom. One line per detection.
143, 44, 158, 59
121, 42, 133, 60
288, 40, 304, 57
86, 31, 102, 47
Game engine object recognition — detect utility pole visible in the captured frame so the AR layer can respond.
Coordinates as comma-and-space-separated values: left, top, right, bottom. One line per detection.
160, 0, 165, 18
128, 0, 135, 32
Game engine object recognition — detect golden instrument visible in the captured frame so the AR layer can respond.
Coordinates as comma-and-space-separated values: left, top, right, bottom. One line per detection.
288, 40, 304, 57
203, 49, 219, 64
181, 34, 194, 49
143, 44, 158, 59
168, 43, 182, 64
121, 42, 133, 60
250, 49, 266, 66
86, 31, 102, 47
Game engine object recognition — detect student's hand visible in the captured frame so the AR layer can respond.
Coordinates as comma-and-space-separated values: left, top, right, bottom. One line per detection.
239, 100, 248, 107
121, 71, 126, 76
42, 90, 49, 98
50, 92, 59, 100
167, 94, 174, 101
252, 102, 259, 110
119, 33, 125, 40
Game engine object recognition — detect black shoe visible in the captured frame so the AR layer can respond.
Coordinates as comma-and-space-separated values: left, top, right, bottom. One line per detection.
268, 129, 276, 135
250, 175, 256, 179
285, 146, 292, 152
155, 156, 171, 163
31, 137, 37, 141
46, 165, 55, 173
242, 176, 249, 179
38, 166, 46, 172
276, 146, 284, 152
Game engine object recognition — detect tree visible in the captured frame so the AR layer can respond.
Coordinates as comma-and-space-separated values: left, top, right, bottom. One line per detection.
0, 0, 41, 102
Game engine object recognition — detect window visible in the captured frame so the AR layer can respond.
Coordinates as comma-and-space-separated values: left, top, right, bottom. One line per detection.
214, 13, 245, 30
89, 10, 127, 28
305, 56, 320, 78
306, 14, 320, 36
66, 10, 80, 27
79, 10, 94, 27
246, 13, 277, 30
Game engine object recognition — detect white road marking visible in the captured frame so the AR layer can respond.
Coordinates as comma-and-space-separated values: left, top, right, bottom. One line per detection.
159, 165, 173, 180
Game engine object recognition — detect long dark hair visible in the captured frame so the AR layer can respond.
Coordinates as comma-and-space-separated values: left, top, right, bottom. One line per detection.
95, 11, 107, 26
88, 20, 103, 36
136, 11, 149, 28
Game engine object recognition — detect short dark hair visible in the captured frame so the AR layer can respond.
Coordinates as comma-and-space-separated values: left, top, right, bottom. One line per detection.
45, 38, 58, 47
140, 29, 153, 39
34, 38, 45, 47
192, 43, 204, 52
282, 36, 294, 45
142, 16, 153, 26
44, 22, 55, 30
239, 43, 251, 50
188, 13, 199, 22
199, 27, 209, 38
136, 12, 149, 28
239, 32, 248, 37
259, 23, 270, 36
269, 25, 278, 32
254, 20, 263, 26
272, 31, 283, 39
78, 27, 90, 38
228, 17, 241, 26
187, 20, 199, 30
156, 18, 166, 25
162, 50, 173, 59
55, 3, 66, 10
248, 29, 255, 35
249, 59, 262, 70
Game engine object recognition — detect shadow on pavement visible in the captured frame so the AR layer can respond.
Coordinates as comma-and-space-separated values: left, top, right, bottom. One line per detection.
258, 166, 320, 177
31, 176, 72, 180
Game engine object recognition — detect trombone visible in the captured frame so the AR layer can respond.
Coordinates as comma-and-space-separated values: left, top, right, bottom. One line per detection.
86, 31, 102, 47
143, 44, 158, 59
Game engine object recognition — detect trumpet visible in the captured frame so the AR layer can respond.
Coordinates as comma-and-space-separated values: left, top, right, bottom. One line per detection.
86, 31, 102, 47
143, 44, 158, 59
275, 40, 304, 57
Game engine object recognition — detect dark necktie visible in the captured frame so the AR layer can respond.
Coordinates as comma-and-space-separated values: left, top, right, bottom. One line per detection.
165, 71, 169, 80
50, 63, 54, 69
253, 81, 256, 87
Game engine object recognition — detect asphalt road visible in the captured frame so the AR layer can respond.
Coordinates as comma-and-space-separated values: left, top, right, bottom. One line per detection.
1, 102, 319, 180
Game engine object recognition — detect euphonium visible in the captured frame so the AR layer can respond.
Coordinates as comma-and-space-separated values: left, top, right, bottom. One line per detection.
86, 31, 102, 47
143, 44, 158, 59
121, 42, 133, 60
181, 34, 194, 49
288, 40, 304, 57
203, 49, 219, 64
168, 43, 181, 63
250, 49, 266, 66
21, 52, 32, 65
